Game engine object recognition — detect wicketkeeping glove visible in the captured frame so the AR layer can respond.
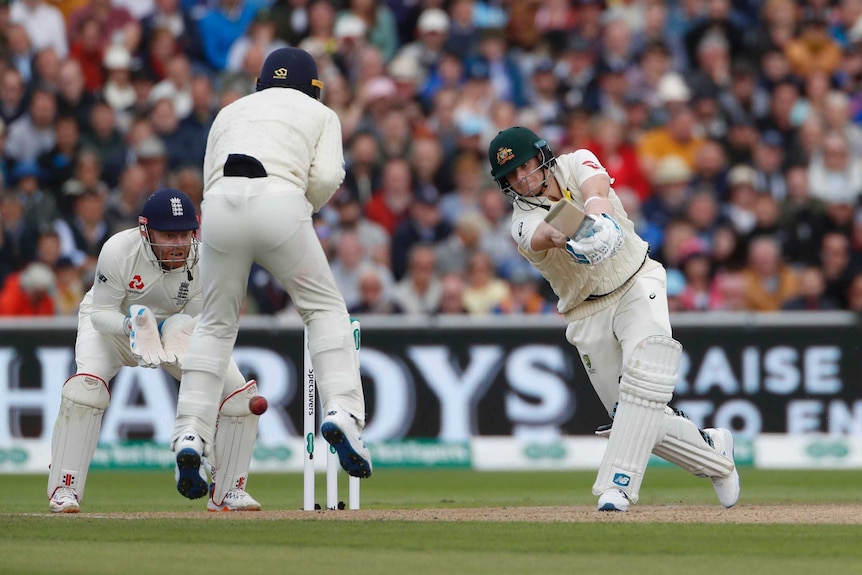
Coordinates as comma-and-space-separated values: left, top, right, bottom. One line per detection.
564, 214, 625, 265
129, 305, 171, 368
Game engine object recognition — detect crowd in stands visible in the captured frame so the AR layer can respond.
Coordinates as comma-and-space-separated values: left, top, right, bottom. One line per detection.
1, 0, 862, 318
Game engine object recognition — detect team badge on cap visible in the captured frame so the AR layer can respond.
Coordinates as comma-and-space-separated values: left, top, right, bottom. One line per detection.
496, 147, 514, 166
273, 67, 287, 79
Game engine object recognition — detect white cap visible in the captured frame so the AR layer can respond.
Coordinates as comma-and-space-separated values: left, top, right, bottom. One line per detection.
388, 56, 420, 82
19, 263, 55, 294
657, 72, 691, 104
652, 155, 692, 185
103, 44, 132, 70
334, 14, 367, 39
417, 8, 450, 34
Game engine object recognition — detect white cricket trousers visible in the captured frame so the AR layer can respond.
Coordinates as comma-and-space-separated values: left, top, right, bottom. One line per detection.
174, 179, 365, 449
565, 265, 673, 415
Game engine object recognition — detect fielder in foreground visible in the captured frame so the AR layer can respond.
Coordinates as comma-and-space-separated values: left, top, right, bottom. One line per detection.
487, 127, 739, 512
172, 47, 372, 506
48, 189, 264, 513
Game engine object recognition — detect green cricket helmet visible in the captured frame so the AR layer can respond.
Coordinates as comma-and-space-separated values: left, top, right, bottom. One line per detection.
488, 126, 556, 207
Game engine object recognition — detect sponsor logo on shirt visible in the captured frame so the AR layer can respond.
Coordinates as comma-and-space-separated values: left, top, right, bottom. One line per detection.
129, 275, 144, 290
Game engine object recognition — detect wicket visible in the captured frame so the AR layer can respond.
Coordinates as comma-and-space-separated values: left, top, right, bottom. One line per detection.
302, 319, 361, 510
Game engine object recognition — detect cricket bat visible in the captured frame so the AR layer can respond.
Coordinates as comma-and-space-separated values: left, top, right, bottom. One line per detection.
544, 199, 595, 240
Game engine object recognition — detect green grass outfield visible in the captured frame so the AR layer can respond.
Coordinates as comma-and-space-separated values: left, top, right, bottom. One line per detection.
1, 468, 861, 575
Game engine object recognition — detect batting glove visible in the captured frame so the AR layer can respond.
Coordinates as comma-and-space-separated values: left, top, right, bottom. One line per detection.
564, 214, 625, 265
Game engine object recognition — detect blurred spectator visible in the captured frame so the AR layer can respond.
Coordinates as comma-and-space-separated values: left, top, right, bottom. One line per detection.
435, 210, 487, 277
410, 136, 446, 200
677, 238, 718, 311
739, 235, 799, 311
225, 8, 287, 75
820, 230, 855, 308
637, 103, 704, 175
68, 17, 107, 91
37, 115, 80, 205
79, 100, 126, 186
445, 0, 481, 58
0, 190, 40, 268
141, 0, 205, 68
689, 139, 729, 200
197, 0, 258, 72
330, 187, 388, 262
0, 68, 27, 126
751, 130, 789, 200
12, 160, 56, 226
682, 0, 747, 66
10, 0, 67, 59
683, 188, 724, 249
52, 255, 84, 315
779, 164, 829, 267
723, 115, 760, 167
349, 265, 402, 315
102, 44, 136, 126
148, 97, 185, 170
808, 130, 862, 206
439, 152, 485, 226
711, 270, 749, 311
338, 0, 398, 63
364, 156, 413, 235
642, 155, 693, 233
55, 177, 111, 271
464, 27, 525, 108
342, 130, 381, 204
6, 22, 33, 83
392, 242, 441, 315
785, 13, 842, 78
149, 53, 194, 120
0, 260, 55, 315
394, 8, 449, 88
588, 114, 649, 202
719, 59, 770, 125
331, 229, 382, 310
269, 0, 311, 48
822, 90, 862, 156
781, 265, 840, 310
6, 88, 56, 163
462, 251, 509, 314
846, 272, 862, 311
722, 164, 759, 238
69, 0, 138, 53
133, 136, 169, 191
492, 266, 554, 315
104, 163, 148, 232
391, 185, 450, 281
55, 58, 96, 130
434, 271, 467, 315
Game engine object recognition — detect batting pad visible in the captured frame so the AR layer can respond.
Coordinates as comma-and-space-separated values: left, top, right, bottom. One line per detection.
653, 410, 734, 477
592, 336, 681, 503
211, 380, 260, 505
596, 407, 734, 479
48, 374, 110, 501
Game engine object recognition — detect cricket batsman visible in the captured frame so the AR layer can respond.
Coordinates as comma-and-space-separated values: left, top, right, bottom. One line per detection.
487, 126, 740, 511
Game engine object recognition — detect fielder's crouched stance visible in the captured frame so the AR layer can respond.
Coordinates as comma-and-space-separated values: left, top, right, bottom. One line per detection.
488, 127, 740, 512
48, 189, 264, 513
171, 45, 371, 503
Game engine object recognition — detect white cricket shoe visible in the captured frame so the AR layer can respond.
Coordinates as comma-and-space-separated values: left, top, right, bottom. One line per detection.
207, 489, 262, 512
321, 404, 372, 478
597, 488, 630, 512
174, 430, 208, 500
49, 487, 80, 513
705, 427, 740, 508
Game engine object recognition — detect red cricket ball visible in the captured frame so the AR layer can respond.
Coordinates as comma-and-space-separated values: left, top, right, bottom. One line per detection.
249, 395, 268, 415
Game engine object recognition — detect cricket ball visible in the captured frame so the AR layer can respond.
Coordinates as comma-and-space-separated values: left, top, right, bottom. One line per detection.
249, 395, 268, 415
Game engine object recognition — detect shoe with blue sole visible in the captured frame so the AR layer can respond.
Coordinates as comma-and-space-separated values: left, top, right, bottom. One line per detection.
321, 405, 372, 478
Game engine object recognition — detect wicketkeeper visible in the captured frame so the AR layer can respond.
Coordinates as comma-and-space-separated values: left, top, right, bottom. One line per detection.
487, 126, 740, 511
48, 189, 264, 513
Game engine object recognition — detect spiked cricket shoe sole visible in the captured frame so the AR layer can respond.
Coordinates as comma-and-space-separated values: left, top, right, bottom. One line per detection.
321, 420, 372, 478
176, 448, 208, 499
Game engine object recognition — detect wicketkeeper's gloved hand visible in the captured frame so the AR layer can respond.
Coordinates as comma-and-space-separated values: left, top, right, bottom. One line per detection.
129, 305, 171, 368
564, 214, 625, 265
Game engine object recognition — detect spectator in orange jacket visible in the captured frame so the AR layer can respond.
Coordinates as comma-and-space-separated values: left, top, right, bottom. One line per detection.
0, 262, 56, 315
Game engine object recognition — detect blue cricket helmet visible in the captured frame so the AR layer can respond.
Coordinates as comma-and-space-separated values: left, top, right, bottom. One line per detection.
255, 47, 324, 100
139, 188, 198, 231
